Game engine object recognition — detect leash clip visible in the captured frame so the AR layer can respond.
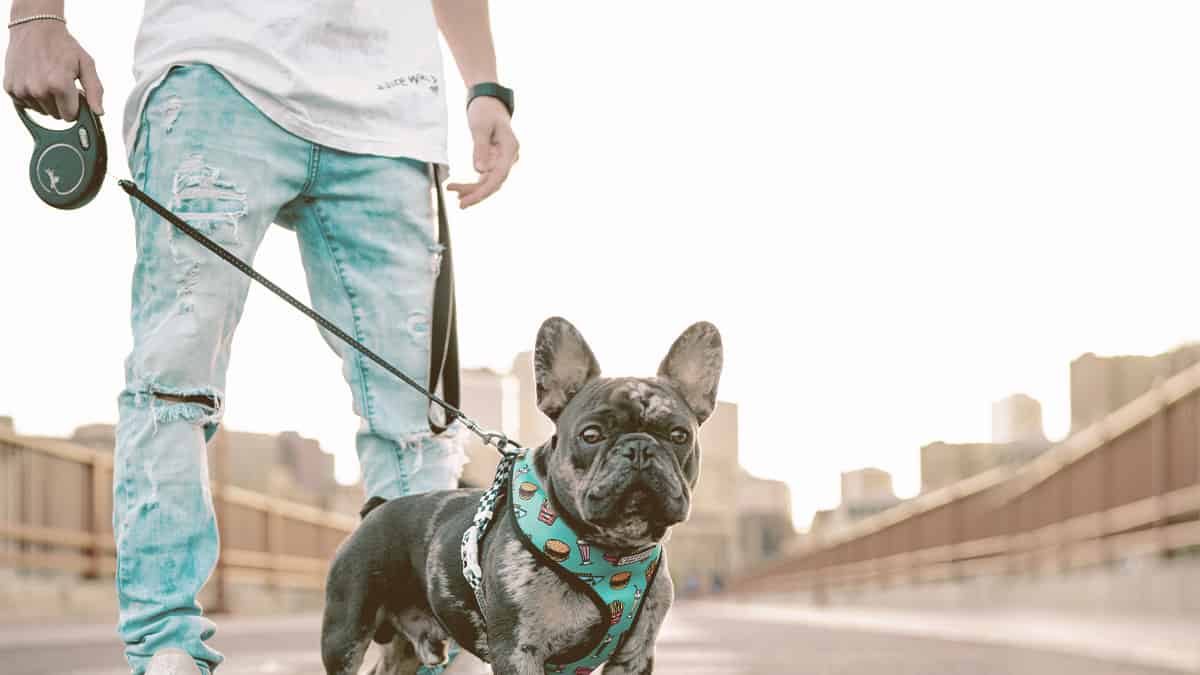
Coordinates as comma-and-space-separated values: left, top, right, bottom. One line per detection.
482, 432, 519, 455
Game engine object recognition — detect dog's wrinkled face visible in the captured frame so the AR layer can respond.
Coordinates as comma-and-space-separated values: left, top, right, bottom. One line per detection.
532, 317, 723, 551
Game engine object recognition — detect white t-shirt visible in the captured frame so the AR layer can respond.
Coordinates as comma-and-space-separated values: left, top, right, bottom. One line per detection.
123, 0, 448, 165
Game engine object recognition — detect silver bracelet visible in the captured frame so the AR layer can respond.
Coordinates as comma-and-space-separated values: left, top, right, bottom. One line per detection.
8, 14, 66, 29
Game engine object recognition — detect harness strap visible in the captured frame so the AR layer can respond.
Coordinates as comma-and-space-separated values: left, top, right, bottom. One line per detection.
461, 450, 518, 608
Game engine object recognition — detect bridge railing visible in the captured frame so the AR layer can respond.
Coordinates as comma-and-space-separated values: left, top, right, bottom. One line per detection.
0, 429, 356, 609
734, 365, 1200, 596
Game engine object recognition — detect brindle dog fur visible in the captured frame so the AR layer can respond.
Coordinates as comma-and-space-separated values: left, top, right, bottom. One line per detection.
321, 317, 723, 675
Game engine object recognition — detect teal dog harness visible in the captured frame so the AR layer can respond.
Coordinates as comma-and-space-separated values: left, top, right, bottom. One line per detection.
461, 449, 663, 674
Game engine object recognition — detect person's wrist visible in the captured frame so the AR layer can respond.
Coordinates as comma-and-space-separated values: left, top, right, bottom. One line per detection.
467, 82, 514, 118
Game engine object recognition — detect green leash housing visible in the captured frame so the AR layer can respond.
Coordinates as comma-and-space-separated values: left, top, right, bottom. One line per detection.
16, 95, 107, 210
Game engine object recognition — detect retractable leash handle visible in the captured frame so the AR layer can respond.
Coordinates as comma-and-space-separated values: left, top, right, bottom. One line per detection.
15, 93, 107, 210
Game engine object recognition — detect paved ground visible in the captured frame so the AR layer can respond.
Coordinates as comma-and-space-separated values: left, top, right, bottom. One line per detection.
1, 600, 1195, 674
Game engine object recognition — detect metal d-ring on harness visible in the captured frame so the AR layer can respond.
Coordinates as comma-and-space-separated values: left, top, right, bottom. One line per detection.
115, 179, 522, 459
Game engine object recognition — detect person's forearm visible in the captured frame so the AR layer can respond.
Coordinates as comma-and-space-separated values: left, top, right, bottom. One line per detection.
10, 0, 65, 22
432, 0, 498, 87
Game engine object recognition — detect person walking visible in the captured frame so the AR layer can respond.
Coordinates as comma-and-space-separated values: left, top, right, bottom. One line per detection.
4, 1, 518, 673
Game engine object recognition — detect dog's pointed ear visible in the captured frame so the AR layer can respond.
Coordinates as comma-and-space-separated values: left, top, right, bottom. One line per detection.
658, 322, 723, 424
535, 317, 601, 421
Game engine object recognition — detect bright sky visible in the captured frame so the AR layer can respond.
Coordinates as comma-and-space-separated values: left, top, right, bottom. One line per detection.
2, 2, 1198, 531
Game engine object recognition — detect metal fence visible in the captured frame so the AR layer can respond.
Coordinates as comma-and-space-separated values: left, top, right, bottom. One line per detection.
734, 364, 1200, 596
0, 428, 356, 611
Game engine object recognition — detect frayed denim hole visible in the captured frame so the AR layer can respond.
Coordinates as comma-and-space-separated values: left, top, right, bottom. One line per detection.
164, 154, 247, 313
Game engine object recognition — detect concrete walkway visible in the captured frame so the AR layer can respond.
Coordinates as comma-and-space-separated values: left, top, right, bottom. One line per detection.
697, 600, 1200, 673
3, 601, 1197, 674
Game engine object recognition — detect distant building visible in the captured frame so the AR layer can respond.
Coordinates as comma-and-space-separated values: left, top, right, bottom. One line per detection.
920, 439, 1047, 494
809, 467, 902, 536
668, 401, 741, 583
736, 469, 796, 566
458, 366, 521, 489
921, 394, 1052, 493
55, 422, 350, 514
992, 394, 1048, 445
511, 351, 554, 447
1070, 345, 1200, 432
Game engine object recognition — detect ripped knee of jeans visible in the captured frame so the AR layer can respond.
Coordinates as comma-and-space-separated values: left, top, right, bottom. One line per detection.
131, 385, 224, 428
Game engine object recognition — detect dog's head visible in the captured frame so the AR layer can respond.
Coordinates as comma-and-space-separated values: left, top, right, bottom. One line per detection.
530, 316, 723, 551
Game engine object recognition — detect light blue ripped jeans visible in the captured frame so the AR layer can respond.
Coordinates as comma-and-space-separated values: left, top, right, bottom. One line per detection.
113, 64, 465, 675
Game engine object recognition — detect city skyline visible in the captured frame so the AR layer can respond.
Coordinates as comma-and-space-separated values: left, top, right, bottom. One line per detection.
6, 338, 1199, 532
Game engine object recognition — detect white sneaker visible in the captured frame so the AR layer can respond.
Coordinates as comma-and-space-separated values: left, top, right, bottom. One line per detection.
145, 648, 203, 675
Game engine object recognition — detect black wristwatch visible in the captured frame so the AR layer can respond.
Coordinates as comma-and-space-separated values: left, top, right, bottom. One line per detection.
467, 82, 514, 118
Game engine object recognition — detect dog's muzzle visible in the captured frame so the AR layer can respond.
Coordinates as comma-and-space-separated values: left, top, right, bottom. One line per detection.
612, 433, 660, 471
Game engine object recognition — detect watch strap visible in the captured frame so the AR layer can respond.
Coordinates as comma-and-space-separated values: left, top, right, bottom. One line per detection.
467, 82, 514, 117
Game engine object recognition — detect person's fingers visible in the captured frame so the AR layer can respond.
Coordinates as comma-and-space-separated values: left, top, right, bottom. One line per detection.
495, 127, 519, 170
37, 85, 62, 120
446, 181, 483, 196
461, 136, 516, 207
459, 170, 506, 208
78, 54, 104, 115
473, 132, 493, 174
55, 84, 78, 122
13, 95, 48, 116
446, 181, 483, 206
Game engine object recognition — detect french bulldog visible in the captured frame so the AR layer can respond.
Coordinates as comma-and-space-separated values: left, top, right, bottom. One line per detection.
321, 316, 723, 675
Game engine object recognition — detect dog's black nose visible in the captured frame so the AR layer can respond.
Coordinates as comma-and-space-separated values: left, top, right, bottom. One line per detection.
614, 434, 657, 469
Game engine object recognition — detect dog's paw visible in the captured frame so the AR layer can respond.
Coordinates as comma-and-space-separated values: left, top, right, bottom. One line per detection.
415, 636, 449, 666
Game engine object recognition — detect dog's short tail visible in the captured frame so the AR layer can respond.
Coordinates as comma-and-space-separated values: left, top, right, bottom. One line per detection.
359, 496, 388, 520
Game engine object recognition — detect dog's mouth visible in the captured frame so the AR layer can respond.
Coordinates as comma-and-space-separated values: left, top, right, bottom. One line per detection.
583, 472, 689, 535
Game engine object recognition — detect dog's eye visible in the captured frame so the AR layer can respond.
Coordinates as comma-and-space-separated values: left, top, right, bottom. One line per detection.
579, 425, 605, 444
669, 428, 690, 444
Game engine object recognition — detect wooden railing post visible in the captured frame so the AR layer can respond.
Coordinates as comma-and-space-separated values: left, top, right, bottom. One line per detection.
82, 455, 103, 579
210, 434, 229, 614
813, 562, 828, 607
267, 504, 283, 592
1150, 389, 1169, 556
951, 490, 965, 583
1058, 458, 1072, 572
1005, 490, 1022, 578
1099, 424, 1113, 566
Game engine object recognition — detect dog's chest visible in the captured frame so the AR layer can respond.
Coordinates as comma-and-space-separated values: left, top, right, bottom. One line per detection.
492, 539, 604, 657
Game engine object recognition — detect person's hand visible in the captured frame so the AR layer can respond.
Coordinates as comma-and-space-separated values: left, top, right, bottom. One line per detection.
4, 19, 104, 121
446, 96, 518, 208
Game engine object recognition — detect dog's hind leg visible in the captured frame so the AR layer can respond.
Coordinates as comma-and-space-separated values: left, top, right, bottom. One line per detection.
394, 605, 450, 667
364, 632, 423, 675
321, 557, 386, 675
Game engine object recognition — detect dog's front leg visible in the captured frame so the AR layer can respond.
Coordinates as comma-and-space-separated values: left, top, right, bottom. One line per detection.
485, 643, 544, 675
604, 563, 674, 675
